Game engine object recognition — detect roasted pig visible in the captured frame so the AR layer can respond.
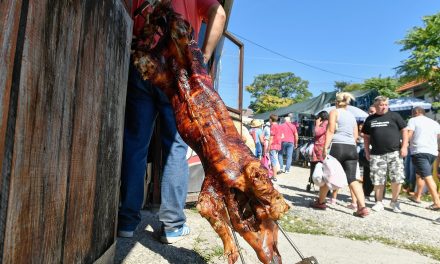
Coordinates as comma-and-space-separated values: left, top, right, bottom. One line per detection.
132, 2, 290, 263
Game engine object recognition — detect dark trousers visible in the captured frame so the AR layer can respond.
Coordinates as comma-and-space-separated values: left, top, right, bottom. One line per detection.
362, 165, 374, 196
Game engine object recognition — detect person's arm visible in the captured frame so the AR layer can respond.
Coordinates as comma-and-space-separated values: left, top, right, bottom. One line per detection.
407, 129, 414, 144
400, 128, 408, 158
314, 119, 326, 137
258, 131, 265, 147
201, 3, 226, 64
323, 110, 337, 158
353, 122, 358, 145
363, 134, 371, 161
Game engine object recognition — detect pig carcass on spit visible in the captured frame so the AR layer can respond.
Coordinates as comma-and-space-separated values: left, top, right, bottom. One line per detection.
132, 2, 290, 263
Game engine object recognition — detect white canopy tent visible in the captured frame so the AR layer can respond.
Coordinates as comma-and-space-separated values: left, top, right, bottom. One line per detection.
315, 105, 368, 121
388, 97, 432, 111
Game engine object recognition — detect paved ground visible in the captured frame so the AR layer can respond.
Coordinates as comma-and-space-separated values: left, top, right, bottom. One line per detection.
115, 165, 440, 264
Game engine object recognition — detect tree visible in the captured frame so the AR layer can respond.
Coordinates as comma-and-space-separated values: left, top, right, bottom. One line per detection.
246, 72, 312, 113
250, 94, 294, 114
334, 81, 350, 92
334, 81, 365, 92
396, 12, 440, 95
343, 83, 364, 92
363, 77, 401, 98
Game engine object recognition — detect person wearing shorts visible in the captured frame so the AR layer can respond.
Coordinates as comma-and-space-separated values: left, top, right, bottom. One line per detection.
406, 107, 440, 216
362, 96, 408, 213
268, 114, 282, 180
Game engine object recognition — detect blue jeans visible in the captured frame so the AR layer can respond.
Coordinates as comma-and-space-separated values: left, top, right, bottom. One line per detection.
278, 142, 295, 172
255, 142, 262, 158
118, 64, 189, 232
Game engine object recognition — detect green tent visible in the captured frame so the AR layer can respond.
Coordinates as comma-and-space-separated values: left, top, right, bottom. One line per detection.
251, 89, 378, 121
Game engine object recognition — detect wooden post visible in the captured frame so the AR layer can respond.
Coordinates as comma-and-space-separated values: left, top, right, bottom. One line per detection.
0, 0, 132, 263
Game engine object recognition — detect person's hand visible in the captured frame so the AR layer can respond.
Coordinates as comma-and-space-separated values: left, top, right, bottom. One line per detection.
315, 117, 321, 127
322, 147, 328, 160
400, 147, 408, 158
365, 151, 370, 161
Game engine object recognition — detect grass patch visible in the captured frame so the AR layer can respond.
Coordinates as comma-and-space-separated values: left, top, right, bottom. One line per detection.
345, 234, 440, 261
278, 214, 328, 235
185, 202, 200, 214
193, 235, 224, 262
281, 214, 440, 261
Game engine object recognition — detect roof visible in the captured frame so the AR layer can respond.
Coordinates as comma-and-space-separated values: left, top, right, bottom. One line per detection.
396, 79, 426, 92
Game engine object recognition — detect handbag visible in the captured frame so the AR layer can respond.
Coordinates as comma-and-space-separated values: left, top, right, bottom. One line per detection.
261, 154, 273, 178
312, 162, 325, 187
322, 154, 348, 190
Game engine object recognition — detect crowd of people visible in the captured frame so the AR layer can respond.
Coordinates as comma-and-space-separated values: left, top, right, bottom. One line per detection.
249, 93, 440, 225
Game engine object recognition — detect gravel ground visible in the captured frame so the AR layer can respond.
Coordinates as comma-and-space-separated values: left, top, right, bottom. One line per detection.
278, 165, 440, 249
115, 165, 440, 264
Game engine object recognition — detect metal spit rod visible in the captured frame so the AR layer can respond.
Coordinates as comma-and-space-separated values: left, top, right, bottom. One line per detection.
223, 198, 246, 264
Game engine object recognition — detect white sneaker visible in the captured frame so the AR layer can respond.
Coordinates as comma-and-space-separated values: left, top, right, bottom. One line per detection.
390, 201, 402, 213
372, 201, 384, 212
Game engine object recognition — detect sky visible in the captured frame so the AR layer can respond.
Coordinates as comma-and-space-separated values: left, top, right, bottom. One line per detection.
216, 0, 440, 110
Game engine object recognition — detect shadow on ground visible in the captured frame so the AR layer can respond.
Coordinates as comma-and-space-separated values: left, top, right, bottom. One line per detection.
115, 210, 207, 264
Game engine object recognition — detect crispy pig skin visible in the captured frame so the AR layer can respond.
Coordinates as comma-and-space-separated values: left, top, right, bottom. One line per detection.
132, 2, 290, 263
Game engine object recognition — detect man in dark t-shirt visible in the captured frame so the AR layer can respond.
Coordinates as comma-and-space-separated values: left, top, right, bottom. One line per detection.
362, 96, 408, 213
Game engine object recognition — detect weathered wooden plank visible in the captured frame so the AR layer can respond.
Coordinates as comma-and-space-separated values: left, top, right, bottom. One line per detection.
2, 0, 85, 262
1, 0, 132, 263
62, 1, 131, 262
0, 0, 25, 260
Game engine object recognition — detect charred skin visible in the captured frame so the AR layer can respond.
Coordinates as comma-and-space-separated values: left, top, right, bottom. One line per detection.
133, 2, 289, 263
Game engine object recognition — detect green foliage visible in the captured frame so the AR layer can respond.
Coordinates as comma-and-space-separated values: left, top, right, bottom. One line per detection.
363, 77, 401, 98
249, 94, 294, 113
337, 77, 400, 97
334, 81, 351, 91
343, 83, 364, 92
396, 12, 440, 95
432, 102, 440, 109
246, 72, 312, 113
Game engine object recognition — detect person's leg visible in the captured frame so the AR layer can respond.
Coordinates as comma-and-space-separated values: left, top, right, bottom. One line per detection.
285, 142, 294, 173
374, 185, 385, 201
349, 188, 357, 205
388, 151, 405, 213
416, 154, 440, 207
424, 176, 440, 207
309, 161, 317, 187
411, 175, 425, 202
389, 151, 405, 203
157, 88, 189, 233
362, 165, 374, 197
369, 154, 386, 211
278, 143, 285, 172
270, 150, 279, 179
318, 185, 329, 203
255, 142, 262, 159
310, 184, 329, 209
344, 158, 366, 209
118, 66, 158, 234
329, 189, 339, 204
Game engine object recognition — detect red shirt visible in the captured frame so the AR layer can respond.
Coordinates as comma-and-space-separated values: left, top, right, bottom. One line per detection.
270, 123, 282, 151
131, 0, 218, 40
280, 122, 297, 143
